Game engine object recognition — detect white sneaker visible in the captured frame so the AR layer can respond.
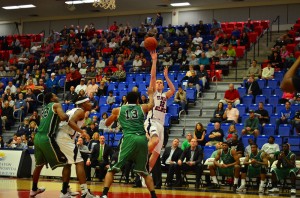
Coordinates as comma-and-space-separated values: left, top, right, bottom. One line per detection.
141, 176, 146, 188
30, 187, 46, 197
99, 196, 107, 198
81, 190, 98, 198
258, 186, 264, 193
291, 188, 296, 195
236, 185, 246, 192
268, 188, 279, 193
60, 192, 72, 198
68, 187, 79, 196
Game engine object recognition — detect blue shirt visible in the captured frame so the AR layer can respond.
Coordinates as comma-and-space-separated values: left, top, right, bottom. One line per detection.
280, 108, 295, 120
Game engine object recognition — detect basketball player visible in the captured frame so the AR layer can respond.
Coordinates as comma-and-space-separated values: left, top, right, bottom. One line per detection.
56, 96, 97, 198
145, 51, 175, 171
30, 93, 69, 197
100, 89, 157, 198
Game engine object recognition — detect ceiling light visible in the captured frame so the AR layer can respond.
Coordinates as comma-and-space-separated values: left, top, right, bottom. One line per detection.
65, 0, 94, 5
2, 4, 36, 10
170, 2, 190, 7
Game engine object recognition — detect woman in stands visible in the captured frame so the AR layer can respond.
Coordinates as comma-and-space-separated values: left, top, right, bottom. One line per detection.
210, 102, 225, 123
193, 122, 206, 146
226, 124, 237, 141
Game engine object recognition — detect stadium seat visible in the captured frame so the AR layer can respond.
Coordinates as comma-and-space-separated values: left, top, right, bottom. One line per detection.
276, 104, 285, 114
68, 103, 75, 110
292, 104, 300, 112
256, 135, 269, 149
119, 88, 128, 98
257, 79, 266, 89
267, 79, 278, 88
111, 132, 123, 148
99, 104, 110, 115
126, 73, 135, 83
127, 82, 137, 91
237, 87, 246, 98
242, 135, 255, 148
278, 124, 291, 137
287, 136, 300, 152
186, 87, 197, 103
167, 103, 180, 120
206, 123, 215, 134
235, 123, 244, 137
255, 95, 266, 104
264, 104, 274, 115
221, 123, 231, 138
262, 87, 272, 99
241, 113, 249, 123
203, 146, 216, 161
263, 124, 276, 136
269, 95, 279, 107
135, 73, 145, 82
118, 82, 128, 90
107, 82, 118, 92
274, 71, 284, 81
99, 96, 107, 106
164, 113, 172, 128
61, 103, 68, 112
249, 104, 259, 111
103, 132, 110, 144
177, 72, 186, 82
274, 135, 282, 146
242, 95, 253, 108
270, 114, 279, 125
236, 104, 246, 115
273, 88, 283, 97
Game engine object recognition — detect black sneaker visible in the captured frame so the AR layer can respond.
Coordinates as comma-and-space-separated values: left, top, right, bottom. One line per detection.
207, 183, 220, 189
232, 184, 238, 192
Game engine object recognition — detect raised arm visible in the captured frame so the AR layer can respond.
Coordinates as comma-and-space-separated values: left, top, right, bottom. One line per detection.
53, 103, 69, 121
280, 56, 300, 93
164, 67, 175, 99
149, 51, 157, 91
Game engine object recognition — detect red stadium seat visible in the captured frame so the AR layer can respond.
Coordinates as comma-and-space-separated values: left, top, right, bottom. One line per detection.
236, 46, 245, 58
294, 24, 300, 32
261, 20, 270, 29
253, 21, 261, 28
286, 44, 296, 53
254, 26, 263, 36
295, 51, 300, 59
249, 32, 258, 43
236, 22, 244, 28
224, 28, 233, 35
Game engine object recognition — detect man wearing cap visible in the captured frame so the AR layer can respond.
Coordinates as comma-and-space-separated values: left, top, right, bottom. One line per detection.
242, 110, 260, 137
46, 73, 59, 94
75, 78, 87, 94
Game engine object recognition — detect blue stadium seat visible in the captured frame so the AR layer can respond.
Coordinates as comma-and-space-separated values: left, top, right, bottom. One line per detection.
236, 104, 246, 115
135, 73, 145, 82
267, 79, 278, 88
89, 112, 101, 120
103, 132, 110, 144
257, 79, 266, 89
256, 135, 269, 149
274, 71, 284, 81
262, 87, 272, 99
111, 132, 123, 148
203, 146, 216, 161
127, 82, 137, 91
255, 95, 266, 104
61, 103, 68, 112
242, 113, 249, 123
206, 123, 215, 134
164, 113, 172, 128
107, 82, 118, 92
278, 124, 292, 137
177, 72, 186, 82
263, 124, 276, 136
242, 135, 255, 148
156, 73, 164, 80
126, 73, 135, 83
112, 88, 118, 96
273, 88, 283, 97
118, 88, 128, 98
111, 103, 120, 109
99, 96, 107, 106
138, 81, 148, 90
292, 104, 300, 112
242, 95, 253, 108
264, 104, 274, 115
167, 103, 180, 120
237, 87, 246, 98
270, 114, 279, 125
276, 104, 285, 114
235, 123, 244, 137
99, 104, 110, 116
269, 95, 279, 107
221, 123, 231, 138
68, 103, 75, 110
169, 72, 177, 81
118, 82, 128, 91
249, 104, 259, 112
287, 137, 300, 152
145, 74, 151, 82
274, 135, 282, 146
186, 87, 197, 103
140, 89, 148, 97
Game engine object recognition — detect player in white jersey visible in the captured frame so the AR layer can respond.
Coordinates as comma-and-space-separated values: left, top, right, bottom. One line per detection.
144, 51, 175, 171
56, 96, 97, 198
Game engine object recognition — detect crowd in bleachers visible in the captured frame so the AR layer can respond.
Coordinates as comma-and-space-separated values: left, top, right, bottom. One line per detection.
1, 14, 300, 193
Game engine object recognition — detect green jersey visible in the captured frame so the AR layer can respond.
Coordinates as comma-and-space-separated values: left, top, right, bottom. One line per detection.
281, 151, 296, 168
220, 148, 235, 164
119, 104, 145, 136
249, 151, 264, 168
36, 102, 60, 141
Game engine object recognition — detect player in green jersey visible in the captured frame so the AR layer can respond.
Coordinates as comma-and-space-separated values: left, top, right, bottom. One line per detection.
99, 87, 157, 198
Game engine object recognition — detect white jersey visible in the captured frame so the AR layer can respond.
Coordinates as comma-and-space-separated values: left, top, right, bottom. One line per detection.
57, 108, 84, 142
146, 91, 167, 125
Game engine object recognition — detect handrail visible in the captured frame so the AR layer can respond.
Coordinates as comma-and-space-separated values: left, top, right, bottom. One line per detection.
212, 75, 218, 100
58, 78, 66, 99
37, 91, 45, 105
270, 16, 280, 43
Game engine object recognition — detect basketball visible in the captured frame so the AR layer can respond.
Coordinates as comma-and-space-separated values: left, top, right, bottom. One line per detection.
144, 37, 158, 51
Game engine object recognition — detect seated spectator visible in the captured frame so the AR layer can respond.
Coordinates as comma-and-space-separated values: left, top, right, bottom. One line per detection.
217, 52, 232, 76
81, 111, 92, 129
292, 109, 300, 135
97, 81, 107, 97
244, 60, 261, 80
6, 134, 17, 147
46, 73, 59, 94
171, 138, 203, 188
208, 142, 240, 190
25, 88, 37, 114
188, 71, 201, 98
96, 57, 105, 70
5, 81, 17, 95
261, 136, 280, 163
210, 19, 221, 35
198, 65, 209, 89
226, 124, 237, 141
99, 112, 109, 134
10, 136, 27, 149
65, 86, 78, 104
158, 34, 167, 48
228, 134, 244, 157
140, 94, 148, 104
269, 51, 283, 69
244, 18, 254, 33
192, 32, 203, 45
188, 54, 198, 67
162, 138, 183, 187
111, 65, 126, 82
28, 120, 38, 136
261, 63, 274, 79
27, 132, 35, 147
279, 91, 294, 104
205, 122, 224, 146
198, 52, 210, 69
193, 122, 206, 146
0, 135, 4, 148
86, 122, 99, 139
87, 93, 99, 113
174, 86, 187, 114
86, 79, 99, 96
1, 100, 14, 130
2, 87, 15, 101
120, 95, 127, 106
245, 75, 261, 97
255, 102, 270, 126
223, 102, 239, 124
210, 102, 225, 123
17, 118, 30, 137
205, 47, 216, 59
106, 91, 115, 107
75, 78, 87, 94
226, 44, 236, 58
289, 91, 300, 104
242, 110, 260, 137
14, 93, 27, 120
86, 135, 113, 182
66, 67, 82, 90
219, 83, 240, 106
181, 132, 192, 150
276, 101, 295, 130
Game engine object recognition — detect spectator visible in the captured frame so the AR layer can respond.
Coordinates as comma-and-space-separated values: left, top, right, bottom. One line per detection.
162, 138, 183, 187
66, 67, 82, 90
86, 79, 99, 96
154, 12, 163, 26
16, 118, 30, 137
14, 93, 27, 120
255, 102, 270, 126
240, 32, 249, 47
28, 121, 38, 135
205, 122, 224, 146
228, 134, 244, 157
109, 21, 118, 32
279, 91, 294, 104
29, 110, 41, 126
244, 18, 254, 33
120, 95, 127, 106
27, 132, 35, 147
11, 136, 27, 149
269, 51, 282, 68
192, 32, 203, 45
198, 65, 209, 89
2, 88, 15, 101
106, 91, 115, 107
193, 122, 206, 146
99, 112, 109, 134
96, 57, 105, 70
0, 135, 5, 148
97, 81, 107, 97
1, 100, 14, 130
5, 81, 17, 95
25, 88, 37, 113
188, 71, 201, 98
293, 109, 300, 135
111, 65, 126, 82
87, 132, 100, 152
276, 101, 295, 130
210, 102, 225, 123
226, 44, 236, 58
242, 110, 260, 137
86, 135, 113, 182
46, 73, 59, 94
65, 86, 78, 104
245, 75, 261, 97
210, 19, 221, 35
244, 60, 261, 80
181, 132, 192, 150
138, 23, 147, 38
157, 34, 167, 48
188, 54, 198, 66
225, 124, 237, 141
217, 52, 232, 76
174, 86, 187, 114
289, 91, 300, 104
223, 102, 239, 124
261, 63, 274, 80
219, 83, 240, 106
86, 122, 99, 139
75, 78, 87, 94
261, 136, 280, 163
81, 111, 92, 129
88, 93, 99, 113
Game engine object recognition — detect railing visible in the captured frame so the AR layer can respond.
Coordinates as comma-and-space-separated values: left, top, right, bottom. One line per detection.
270, 15, 280, 43
37, 91, 45, 106
58, 78, 66, 99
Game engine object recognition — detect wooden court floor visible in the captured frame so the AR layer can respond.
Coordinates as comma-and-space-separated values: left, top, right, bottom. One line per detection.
0, 178, 298, 198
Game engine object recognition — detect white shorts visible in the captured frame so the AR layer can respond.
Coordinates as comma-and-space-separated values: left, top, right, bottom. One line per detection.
56, 137, 83, 164
144, 118, 164, 154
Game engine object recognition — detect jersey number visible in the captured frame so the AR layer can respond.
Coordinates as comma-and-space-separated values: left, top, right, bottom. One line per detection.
125, 109, 138, 120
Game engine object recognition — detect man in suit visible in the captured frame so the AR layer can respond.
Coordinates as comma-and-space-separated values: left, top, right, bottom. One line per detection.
162, 138, 183, 187
245, 75, 261, 98
170, 138, 203, 188
86, 135, 113, 181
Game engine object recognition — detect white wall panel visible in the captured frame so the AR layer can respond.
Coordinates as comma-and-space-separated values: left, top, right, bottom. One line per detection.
0, 23, 18, 36
214, 7, 249, 22
23, 21, 51, 35
178, 10, 214, 25
250, 5, 288, 23
287, 4, 300, 24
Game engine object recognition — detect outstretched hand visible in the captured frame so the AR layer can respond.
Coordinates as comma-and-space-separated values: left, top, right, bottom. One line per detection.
150, 51, 157, 61
163, 67, 169, 77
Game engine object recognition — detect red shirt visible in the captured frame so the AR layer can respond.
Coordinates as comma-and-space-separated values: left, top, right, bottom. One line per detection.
69, 70, 82, 81
224, 89, 240, 100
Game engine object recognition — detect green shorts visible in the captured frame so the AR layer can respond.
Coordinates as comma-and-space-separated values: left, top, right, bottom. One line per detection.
217, 166, 234, 177
34, 134, 67, 170
247, 166, 266, 178
109, 134, 149, 176
271, 167, 299, 180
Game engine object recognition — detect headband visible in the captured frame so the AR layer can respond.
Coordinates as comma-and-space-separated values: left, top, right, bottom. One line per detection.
75, 98, 89, 105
